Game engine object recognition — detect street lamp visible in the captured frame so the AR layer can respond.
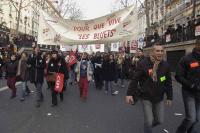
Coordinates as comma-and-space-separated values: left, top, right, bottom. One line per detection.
24, 16, 27, 34
9, 21, 12, 29
193, 0, 196, 18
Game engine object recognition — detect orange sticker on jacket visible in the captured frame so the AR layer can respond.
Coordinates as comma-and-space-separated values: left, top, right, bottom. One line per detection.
190, 62, 199, 68
148, 69, 153, 75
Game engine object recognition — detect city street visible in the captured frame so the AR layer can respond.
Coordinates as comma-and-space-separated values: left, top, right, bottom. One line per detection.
0, 78, 184, 133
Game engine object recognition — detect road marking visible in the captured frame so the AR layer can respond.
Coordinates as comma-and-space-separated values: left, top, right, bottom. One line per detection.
174, 113, 183, 116
47, 113, 52, 116
163, 129, 169, 133
0, 82, 22, 92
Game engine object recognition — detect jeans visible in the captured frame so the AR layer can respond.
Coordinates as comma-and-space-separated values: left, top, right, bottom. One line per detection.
21, 81, 27, 98
142, 100, 164, 133
176, 89, 200, 133
105, 81, 115, 93
69, 70, 75, 83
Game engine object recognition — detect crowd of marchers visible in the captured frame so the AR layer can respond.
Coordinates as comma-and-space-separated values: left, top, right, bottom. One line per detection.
0, 47, 144, 105
0, 42, 200, 133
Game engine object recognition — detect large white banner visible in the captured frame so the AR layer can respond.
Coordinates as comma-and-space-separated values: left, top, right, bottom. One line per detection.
38, 5, 137, 45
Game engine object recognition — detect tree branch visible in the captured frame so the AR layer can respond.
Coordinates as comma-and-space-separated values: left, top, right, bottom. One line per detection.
21, 0, 35, 9
8, 0, 19, 12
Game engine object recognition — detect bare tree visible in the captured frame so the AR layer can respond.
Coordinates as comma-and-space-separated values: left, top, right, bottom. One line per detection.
112, 0, 150, 36
56, 0, 83, 20
8, 0, 37, 34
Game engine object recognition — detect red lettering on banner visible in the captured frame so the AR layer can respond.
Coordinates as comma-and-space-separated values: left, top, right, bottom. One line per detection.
108, 17, 121, 26
74, 26, 90, 31
78, 34, 90, 40
93, 29, 116, 39
93, 23, 105, 30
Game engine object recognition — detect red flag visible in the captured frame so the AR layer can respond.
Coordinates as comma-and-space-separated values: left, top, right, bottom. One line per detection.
69, 51, 77, 66
54, 73, 64, 93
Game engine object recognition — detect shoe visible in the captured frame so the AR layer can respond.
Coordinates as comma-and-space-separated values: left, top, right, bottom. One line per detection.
105, 90, 108, 94
20, 98, 25, 101
112, 91, 119, 95
10, 95, 16, 99
60, 98, 63, 102
51, 104, 57, 107
30, 90, 35, 93
35, 103, 40, 108
81, 97, 87, 102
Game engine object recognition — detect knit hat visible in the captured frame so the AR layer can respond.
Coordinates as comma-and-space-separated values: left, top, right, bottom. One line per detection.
51, 49, 58, 54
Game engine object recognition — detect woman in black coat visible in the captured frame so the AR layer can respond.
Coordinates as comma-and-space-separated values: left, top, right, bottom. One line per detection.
102, 54, 118, 95
47, 50, 68, 107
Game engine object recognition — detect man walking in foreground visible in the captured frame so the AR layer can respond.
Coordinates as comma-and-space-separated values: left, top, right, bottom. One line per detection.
126, 44, 173, 133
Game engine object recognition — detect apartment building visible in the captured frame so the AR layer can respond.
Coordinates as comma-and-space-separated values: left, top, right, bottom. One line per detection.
0, 0, 60, 38
146, 0, 200, 35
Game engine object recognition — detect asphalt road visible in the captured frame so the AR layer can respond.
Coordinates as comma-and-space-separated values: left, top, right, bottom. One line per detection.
0, 79, 185, 133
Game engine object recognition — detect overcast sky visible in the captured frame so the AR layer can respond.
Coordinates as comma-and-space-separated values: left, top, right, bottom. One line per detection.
75, 0, 144, 20
75, 0, 114, 20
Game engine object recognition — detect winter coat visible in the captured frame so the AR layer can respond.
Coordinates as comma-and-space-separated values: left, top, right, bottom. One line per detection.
17, 59, 28, 81
5, 60, 18, 77
92, 56, 103, 78
47, 57, 69, 81
76, 60, 93, 82
102, 60, 117, 81
175, 49, 200, 99
27, 53, 46, 83
127, 57, 173, 103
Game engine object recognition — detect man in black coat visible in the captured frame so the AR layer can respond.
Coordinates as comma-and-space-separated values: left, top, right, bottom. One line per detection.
27, 47, 46, 108
92, 52, 103, 90
175, 43, 200, 133
126, 44, 173, 133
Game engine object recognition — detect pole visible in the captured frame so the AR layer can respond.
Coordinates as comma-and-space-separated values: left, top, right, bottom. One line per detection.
193, 0, 196, 18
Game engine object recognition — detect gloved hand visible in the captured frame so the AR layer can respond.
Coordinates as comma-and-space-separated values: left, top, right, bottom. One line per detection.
191, 84, 200, 91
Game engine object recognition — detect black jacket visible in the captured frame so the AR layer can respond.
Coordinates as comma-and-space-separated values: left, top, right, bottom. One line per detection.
127, 57, 173, 103
27, 53, 46, 83
5, 60, 18, 77
175, 49, 200, 98
47, 57, 69, 80
92, 56, 103, 77
102, 59, 117, 81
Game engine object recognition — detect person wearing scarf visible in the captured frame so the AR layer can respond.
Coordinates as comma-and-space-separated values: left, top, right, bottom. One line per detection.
126, 44, 173, 133
175, 43, 200, 133
76, 53, 93, 102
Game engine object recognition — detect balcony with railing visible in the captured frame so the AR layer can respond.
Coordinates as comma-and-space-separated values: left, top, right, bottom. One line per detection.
165, 3, 187, 19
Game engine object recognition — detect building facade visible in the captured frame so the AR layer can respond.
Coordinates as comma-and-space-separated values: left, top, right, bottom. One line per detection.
146, 0, 200, 36
0, 0, 60, 38
137, 7, 147, 48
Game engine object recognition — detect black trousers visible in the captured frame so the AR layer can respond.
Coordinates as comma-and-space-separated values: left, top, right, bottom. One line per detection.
94, 72, 103, 89
50, 82, 63, 105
